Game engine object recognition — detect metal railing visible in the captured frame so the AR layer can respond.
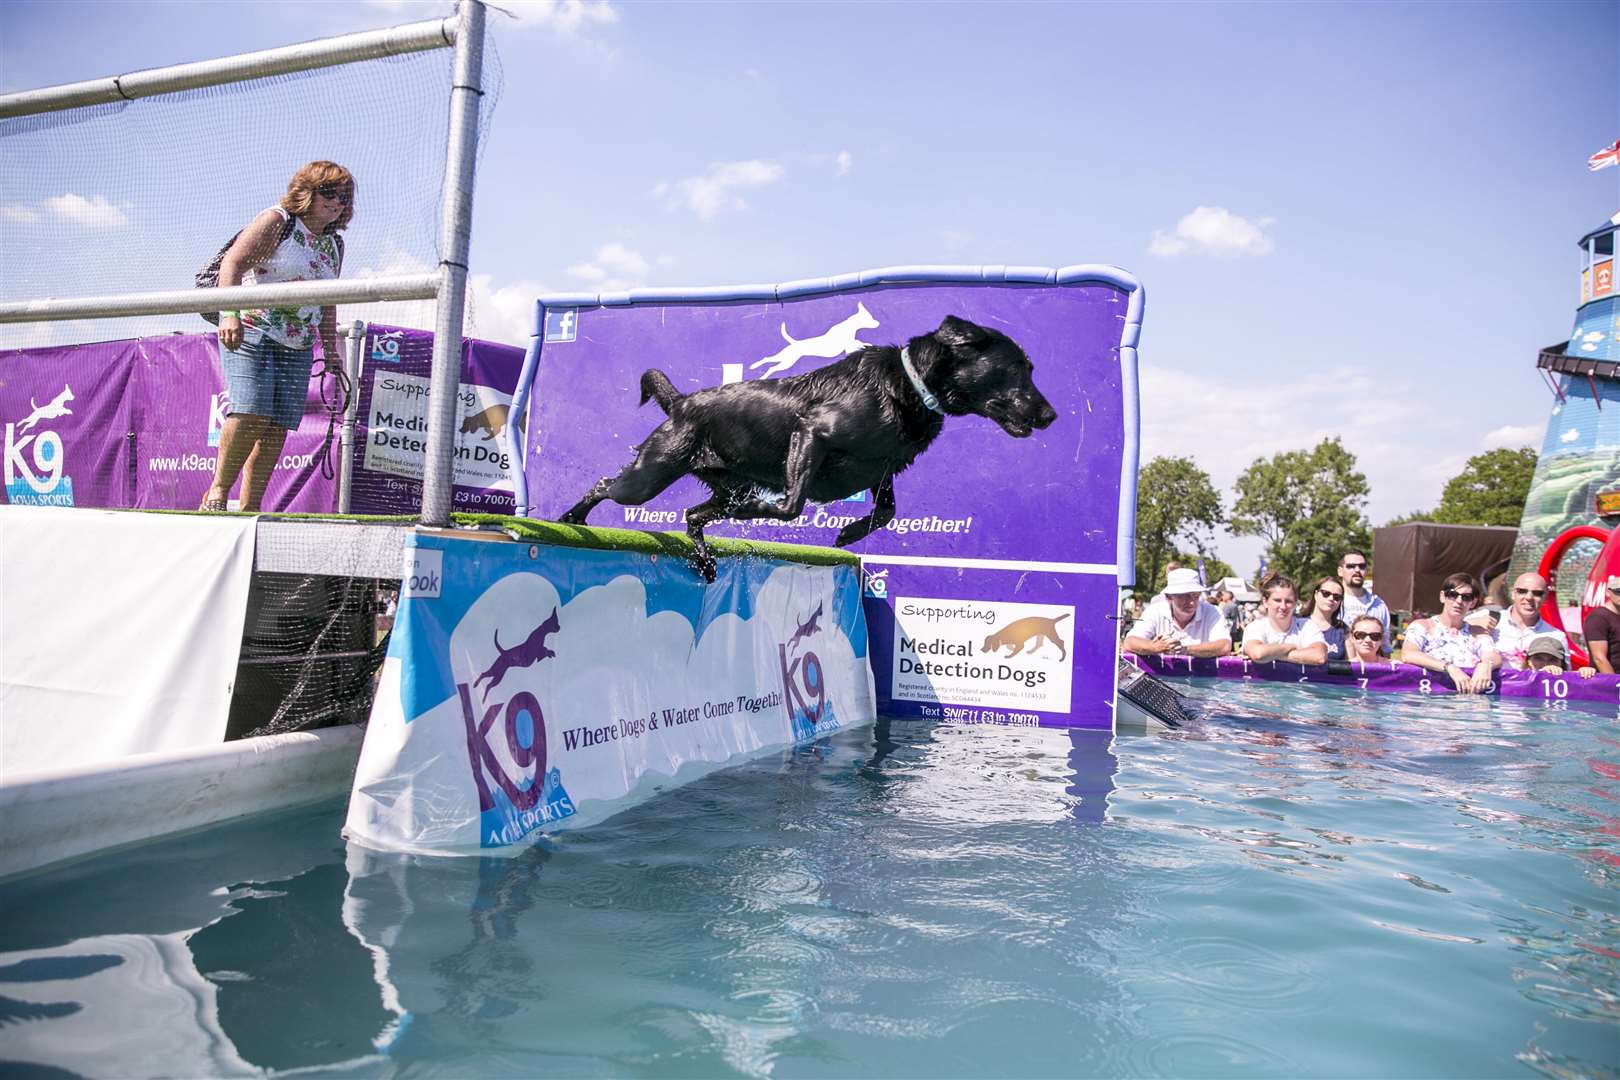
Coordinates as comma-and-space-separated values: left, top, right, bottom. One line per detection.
0, 2, 485, 526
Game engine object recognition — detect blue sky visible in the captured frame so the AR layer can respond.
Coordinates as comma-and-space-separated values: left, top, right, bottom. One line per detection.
2, 0, 1617, 573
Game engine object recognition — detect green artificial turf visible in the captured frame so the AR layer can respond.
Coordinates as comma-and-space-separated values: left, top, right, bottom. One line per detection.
142, 507, 858, 567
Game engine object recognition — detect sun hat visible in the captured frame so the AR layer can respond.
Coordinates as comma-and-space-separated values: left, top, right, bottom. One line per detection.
1162, 568, 1204, 595
1524, 633, 1568, 660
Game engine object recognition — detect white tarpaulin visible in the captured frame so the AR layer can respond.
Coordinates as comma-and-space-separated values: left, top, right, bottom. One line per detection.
0, 506, 257, 776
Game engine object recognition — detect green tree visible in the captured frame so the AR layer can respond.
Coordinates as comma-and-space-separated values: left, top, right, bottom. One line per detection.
1383, 509, 1433, 527
1134, 456, 1225, 594
1431, 447, 1538, 527
1230, 437, 1371, 587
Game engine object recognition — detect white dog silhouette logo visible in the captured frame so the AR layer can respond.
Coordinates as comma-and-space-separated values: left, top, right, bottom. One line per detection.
16, 387, 74, 433
750, 302, 879, 378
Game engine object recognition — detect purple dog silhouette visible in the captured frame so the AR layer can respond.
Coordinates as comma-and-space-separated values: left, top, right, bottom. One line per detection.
474, 607, 561, 695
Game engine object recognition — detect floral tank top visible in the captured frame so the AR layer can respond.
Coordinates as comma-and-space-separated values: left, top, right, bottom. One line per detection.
241, 207, 342, 349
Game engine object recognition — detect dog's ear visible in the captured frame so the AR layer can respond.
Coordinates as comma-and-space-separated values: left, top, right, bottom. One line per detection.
934, 315, 990, 348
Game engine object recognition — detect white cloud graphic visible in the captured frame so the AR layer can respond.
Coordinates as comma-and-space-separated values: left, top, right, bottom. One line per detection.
656, 159, 785, 221
836, 150, 853, 177
1149, 205, 1274, 258
1562, 428, 1581, 444
0, 205, 41, 225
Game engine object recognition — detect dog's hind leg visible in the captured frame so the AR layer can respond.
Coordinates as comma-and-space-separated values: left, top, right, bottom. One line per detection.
833, 475, 897, 547
558, 423, 695, 525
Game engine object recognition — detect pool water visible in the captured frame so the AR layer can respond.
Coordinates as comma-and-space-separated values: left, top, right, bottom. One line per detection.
2, 681, 1617, 1078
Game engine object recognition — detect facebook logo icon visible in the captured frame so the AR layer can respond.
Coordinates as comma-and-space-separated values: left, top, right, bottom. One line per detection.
544, 308, 578, 343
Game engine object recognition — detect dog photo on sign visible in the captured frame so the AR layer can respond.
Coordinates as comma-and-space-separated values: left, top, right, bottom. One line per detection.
560, 315, 1057, 580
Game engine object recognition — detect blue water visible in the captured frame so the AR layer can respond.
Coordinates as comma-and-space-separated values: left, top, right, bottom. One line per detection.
2, 681, 1617, 1078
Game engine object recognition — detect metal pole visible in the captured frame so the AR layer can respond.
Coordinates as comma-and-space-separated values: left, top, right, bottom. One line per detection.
338, 319, 366, 514
0, 17, 455, 120
0, 274, 438, 324
419, 0, 485, 526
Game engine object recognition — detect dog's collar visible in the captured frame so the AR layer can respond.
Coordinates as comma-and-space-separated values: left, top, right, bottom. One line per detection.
900, 345, 942, 414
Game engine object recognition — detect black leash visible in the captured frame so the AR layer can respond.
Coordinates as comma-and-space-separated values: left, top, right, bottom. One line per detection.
318, 364, 353, 482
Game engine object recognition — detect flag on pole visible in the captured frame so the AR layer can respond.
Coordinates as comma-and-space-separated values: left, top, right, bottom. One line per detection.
1257, 556, 1268, 581
1590, 138, 1620, 172
1196, 557, 1206, 585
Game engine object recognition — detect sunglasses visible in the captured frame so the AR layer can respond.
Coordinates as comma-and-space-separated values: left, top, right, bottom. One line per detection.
1351, 630, 1381, 641
1512, 587, 1546, 598
1442, 589, 1477, 602
1342, 562, 1367, 570
315, 185, 352, 205
1318, 589, 1343, 600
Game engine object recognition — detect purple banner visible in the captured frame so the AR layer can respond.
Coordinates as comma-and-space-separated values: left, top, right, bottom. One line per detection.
519, 274, 1139, 729
1130, 654, 1620, 709
1, 325, 522, 515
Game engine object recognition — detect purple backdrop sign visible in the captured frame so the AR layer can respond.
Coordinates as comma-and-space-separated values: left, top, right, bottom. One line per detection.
0, 324, 522, 515
514, 266, 1143, 730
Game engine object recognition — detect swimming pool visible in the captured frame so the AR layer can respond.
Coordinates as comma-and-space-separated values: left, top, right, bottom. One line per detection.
2, 682, 1615, 1078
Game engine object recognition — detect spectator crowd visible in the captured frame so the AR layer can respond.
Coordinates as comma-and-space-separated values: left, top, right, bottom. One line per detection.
1122, 550, 1610, 695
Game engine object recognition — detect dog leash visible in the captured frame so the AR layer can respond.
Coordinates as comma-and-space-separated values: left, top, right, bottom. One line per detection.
318, 365, 353, 482
900, 346, 942, 413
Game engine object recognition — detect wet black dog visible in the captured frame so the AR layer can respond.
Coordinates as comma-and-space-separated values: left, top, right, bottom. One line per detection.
559, 315, 1057, 580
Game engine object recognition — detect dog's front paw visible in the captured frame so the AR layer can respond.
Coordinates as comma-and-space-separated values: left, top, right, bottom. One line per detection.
834, 523, 864, 547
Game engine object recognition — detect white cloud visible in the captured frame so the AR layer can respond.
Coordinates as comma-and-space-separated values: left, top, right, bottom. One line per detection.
835, 150, 853, 177
657, 160, 784, 221
1149, 205, 1274, 258
0, 205, 40, 225
43, 193, 129, 229
1482, 423, 1543, 451
344, 251, 545, 347
566, 242, 651, 291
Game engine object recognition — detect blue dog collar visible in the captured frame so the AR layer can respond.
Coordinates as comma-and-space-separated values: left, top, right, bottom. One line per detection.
900, 345, 942, 414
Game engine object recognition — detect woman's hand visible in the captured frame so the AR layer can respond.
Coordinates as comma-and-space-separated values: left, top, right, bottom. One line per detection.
219, 314, 243, 350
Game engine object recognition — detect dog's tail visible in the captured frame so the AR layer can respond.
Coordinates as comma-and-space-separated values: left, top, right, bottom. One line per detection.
1054, 613, 1071, 624
639, 369, 683, 413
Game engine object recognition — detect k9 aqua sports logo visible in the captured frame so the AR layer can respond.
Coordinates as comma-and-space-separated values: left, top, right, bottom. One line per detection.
779, 601, 841, 742
459, 605, 576, 847
5, 385, 76, 506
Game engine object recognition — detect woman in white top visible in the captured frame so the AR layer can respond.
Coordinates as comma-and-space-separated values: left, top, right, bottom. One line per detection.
202, 161, 353, 512
1241, 573, 1329, 665
1399, 572, 1502, 694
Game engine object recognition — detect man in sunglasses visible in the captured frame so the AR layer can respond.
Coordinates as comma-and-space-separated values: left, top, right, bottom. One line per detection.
1338, 550, 1389, 648
1495, 572, 1559, 669
1581, 575, 1620, 674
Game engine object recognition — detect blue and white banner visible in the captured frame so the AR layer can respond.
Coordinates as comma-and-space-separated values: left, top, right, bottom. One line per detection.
344, 533, 877, 854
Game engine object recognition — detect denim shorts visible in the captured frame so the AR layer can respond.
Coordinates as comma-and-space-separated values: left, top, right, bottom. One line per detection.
219, 329, 314, 432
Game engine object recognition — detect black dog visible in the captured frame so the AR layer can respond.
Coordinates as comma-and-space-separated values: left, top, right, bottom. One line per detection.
559, 315, 1057, 580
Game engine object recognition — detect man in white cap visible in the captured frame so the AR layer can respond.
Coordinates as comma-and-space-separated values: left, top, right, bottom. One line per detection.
1124, 567, 1233, 657
1582, 575, 1620, 674
1522, 632, 1596, 678
1494, 572, 1559, 669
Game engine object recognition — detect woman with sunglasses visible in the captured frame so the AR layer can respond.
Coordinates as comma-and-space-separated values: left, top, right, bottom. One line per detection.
202, 161, 354, 512
1346, 615, 1389, 663
1399, 572, 1502, 694
1241, 573, 1329, 664
1301, 576, 1350, 660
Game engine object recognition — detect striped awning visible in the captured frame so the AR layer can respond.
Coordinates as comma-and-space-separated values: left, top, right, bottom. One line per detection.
1538, 340, 1620, 381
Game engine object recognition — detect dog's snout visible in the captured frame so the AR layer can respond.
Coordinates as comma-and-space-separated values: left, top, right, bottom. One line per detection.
1035, 401, 1057, 428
